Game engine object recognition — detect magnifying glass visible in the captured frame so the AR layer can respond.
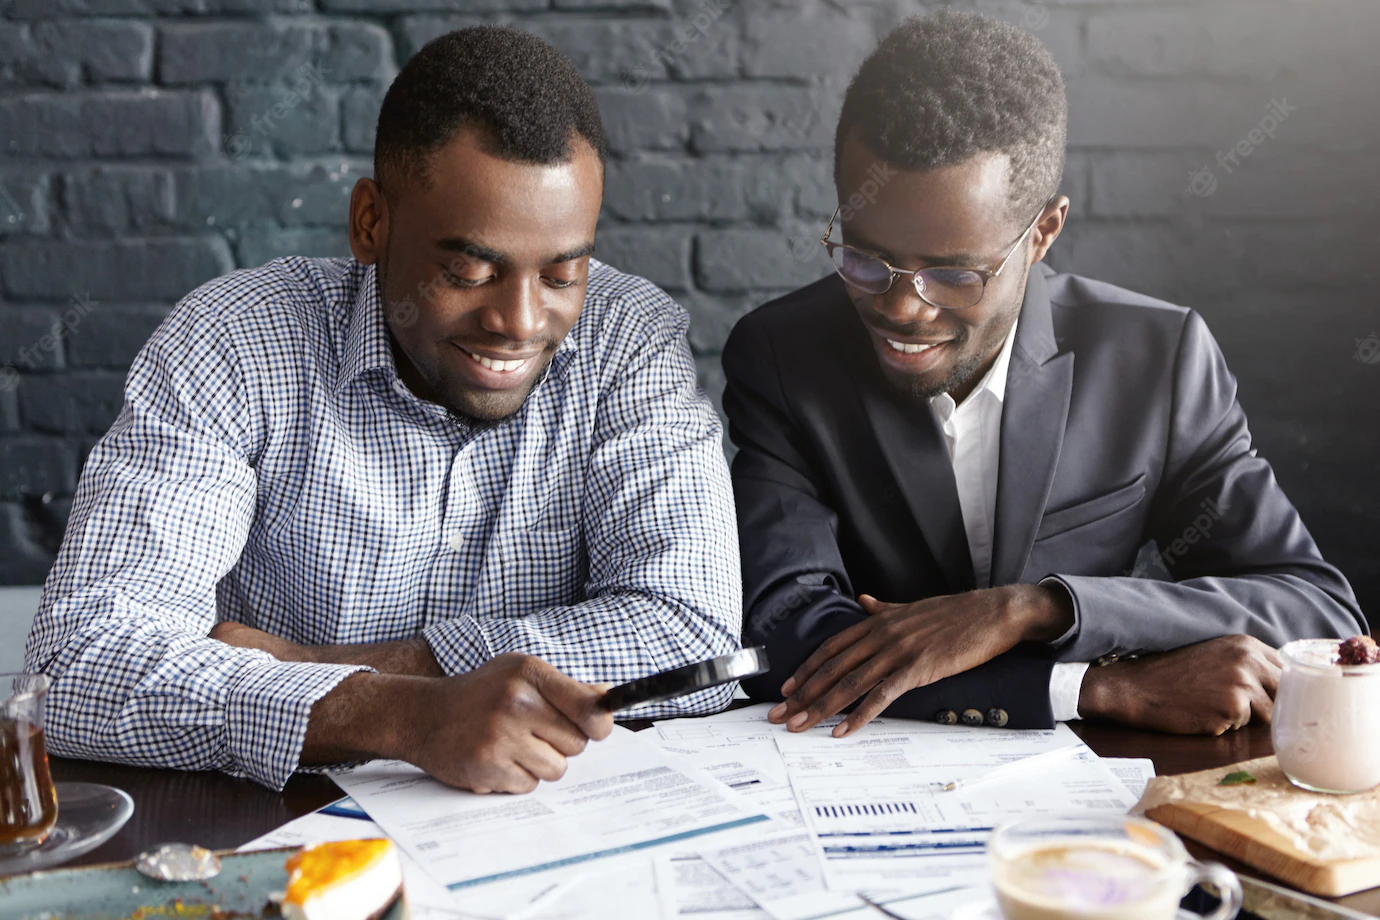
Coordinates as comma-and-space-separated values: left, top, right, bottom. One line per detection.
600, 647, 770, 713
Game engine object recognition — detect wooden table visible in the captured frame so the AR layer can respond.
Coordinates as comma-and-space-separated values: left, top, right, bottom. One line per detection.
48, 719, 1380, 916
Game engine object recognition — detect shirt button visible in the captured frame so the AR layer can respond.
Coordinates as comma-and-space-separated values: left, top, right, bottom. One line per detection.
935, 709, 958, 725
447, 532, 464, 552
961, 708, 985, 727
987, 707, 1010, 728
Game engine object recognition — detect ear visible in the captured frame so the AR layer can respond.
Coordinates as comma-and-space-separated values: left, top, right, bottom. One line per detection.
348, 177, 388, 266
1029, 195, 1069, 266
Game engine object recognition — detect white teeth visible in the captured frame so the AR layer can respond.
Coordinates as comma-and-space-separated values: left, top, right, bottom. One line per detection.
886, 338, 939, 354
462, 348, 528, 373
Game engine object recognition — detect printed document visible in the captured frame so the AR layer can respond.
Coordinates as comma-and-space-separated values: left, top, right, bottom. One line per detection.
332, 726, 771, 896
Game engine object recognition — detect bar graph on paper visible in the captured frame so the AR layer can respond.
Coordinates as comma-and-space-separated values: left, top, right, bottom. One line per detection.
815, 802, 920, 818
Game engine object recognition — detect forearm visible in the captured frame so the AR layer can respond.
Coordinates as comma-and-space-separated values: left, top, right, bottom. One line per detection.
300, 671, 423, 764
34, 605, 369, 789
1044, 572, 1365, 661
742, 580, 865, 701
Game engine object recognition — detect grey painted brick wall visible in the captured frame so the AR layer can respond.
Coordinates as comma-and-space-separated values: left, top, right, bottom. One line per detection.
1, 0, 1378, 620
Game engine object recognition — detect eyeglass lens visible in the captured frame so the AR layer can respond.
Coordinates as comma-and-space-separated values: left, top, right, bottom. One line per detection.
828, 245, 986, 309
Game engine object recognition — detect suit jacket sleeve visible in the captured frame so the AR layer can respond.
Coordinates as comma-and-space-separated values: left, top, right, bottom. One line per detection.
722, 314, 1056, 728
1044, 311, 1366, 661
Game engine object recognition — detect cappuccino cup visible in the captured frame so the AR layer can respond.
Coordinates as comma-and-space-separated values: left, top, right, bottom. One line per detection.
988, 816, 1241, 920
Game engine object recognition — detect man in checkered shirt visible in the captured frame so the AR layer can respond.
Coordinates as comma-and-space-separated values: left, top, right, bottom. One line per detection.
25, 27, 741, 793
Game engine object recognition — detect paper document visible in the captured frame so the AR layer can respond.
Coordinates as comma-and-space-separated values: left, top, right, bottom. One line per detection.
775, 721, 1138, 891
653, 853, 768, 919
650, 709, 803, 828
333, 726, 772, 895
1103, 757, 1156, 799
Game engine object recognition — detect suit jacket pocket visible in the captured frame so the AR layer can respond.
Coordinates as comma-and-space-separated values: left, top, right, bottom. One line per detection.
501, 526, 586, 616
1035, 474, 1147, 542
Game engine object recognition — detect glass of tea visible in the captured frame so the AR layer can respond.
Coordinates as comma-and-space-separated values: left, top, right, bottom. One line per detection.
988, 815, 1241, 920
1, 673, 59, 855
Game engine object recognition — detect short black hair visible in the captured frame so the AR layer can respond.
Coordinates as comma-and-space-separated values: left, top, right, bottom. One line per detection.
835, 10, 1067, 222
374, 25, 608, 193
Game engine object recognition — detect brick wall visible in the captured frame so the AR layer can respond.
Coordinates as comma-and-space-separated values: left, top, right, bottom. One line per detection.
1, 0, 1377, 617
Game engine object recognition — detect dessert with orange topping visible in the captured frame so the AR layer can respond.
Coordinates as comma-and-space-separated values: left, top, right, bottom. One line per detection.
281, 839, 403, 920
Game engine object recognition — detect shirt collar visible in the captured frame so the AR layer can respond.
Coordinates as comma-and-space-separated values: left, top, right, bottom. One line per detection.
979, 314, 1019, 404
335, 261, 394, 393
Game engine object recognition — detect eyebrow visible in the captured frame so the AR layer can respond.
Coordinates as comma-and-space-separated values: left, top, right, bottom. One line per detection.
841, 228, 986, 269
434, 236, 596, 266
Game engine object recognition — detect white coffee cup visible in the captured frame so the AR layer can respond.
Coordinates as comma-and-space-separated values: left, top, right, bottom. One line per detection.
987, 815, 1241, 920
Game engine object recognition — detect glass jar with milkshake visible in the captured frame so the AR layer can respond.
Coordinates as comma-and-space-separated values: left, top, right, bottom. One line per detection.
1272, 636, 1380, 795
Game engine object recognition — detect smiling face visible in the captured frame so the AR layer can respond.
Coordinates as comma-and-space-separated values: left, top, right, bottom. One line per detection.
348, 127, 603, 422
835, 131, 1064, 405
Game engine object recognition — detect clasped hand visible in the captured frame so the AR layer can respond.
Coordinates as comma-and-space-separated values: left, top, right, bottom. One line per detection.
767, 584, 1073, 737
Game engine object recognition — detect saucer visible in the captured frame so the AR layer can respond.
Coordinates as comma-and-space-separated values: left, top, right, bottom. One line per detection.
951, 901, 1202, 920
0, 782, 134, 876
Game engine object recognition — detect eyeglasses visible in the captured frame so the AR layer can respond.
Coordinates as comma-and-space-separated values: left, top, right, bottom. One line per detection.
819, 200, 1051, 310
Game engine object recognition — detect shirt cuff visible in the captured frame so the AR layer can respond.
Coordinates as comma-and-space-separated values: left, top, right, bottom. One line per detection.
423, 615, 493, 676
1038, 574, 1081, 650
224, 659, 374, 790
1049, 661, 1092, 722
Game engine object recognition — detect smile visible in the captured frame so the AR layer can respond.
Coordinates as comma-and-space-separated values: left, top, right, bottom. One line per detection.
885, 338, 946, 354
457, 346, 533, 374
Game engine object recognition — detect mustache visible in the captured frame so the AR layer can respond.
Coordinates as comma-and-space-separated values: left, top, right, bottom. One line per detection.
448, 335, 559, 355
859, 308, 965, 343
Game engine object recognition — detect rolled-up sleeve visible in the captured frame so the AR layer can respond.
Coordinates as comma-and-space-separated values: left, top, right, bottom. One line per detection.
25, 298, 370, 790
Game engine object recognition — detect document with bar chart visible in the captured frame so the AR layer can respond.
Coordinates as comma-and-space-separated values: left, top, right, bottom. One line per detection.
773, 721, 1139, 892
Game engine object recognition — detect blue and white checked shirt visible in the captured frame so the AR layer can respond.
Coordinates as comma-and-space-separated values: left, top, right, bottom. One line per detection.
26, 256, 741, 790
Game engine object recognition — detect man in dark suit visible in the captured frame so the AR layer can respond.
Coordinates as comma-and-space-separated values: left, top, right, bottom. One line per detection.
723, 10, 1365, 739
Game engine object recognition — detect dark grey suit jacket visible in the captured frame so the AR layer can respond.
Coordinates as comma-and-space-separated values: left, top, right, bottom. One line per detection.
722, 263, 1365, 727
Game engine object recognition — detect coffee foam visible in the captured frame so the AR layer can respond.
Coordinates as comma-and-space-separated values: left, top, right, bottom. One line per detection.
997, 841, 1172, 911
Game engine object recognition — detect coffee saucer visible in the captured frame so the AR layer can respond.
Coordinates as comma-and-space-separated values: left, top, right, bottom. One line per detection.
0, 782, 134, 876
952, 901, 1201, 920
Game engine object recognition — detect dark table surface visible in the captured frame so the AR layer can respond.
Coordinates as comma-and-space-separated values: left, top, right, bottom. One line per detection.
46, 718, 1380, 916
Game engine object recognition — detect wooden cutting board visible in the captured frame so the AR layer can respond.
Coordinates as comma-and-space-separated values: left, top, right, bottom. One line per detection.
1144, 757, 1380, 898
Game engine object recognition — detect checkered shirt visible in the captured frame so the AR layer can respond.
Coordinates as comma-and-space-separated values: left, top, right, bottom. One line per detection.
26, 257, 742, 790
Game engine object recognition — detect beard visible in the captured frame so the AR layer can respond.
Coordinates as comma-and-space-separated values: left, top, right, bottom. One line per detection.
871, 303, 1020, 406
880, 342, 986, 403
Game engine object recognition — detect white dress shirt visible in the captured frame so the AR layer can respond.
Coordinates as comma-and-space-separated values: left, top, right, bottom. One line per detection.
928, 319, 1090, 722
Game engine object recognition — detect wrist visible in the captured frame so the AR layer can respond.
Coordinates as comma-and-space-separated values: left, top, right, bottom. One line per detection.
1077, 663, 1125, 722
304, 672, 434, 764
1010, 583, 1075, 643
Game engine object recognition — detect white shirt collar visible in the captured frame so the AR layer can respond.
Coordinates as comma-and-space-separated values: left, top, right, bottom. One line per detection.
930, 315, 1020, 415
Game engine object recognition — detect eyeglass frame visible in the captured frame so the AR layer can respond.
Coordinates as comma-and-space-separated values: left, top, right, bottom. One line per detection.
818, 197, 1054, 309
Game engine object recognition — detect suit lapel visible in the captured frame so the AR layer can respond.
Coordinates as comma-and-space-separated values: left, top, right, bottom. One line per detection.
851, 327, 976, 594
991, 266, 1074, 586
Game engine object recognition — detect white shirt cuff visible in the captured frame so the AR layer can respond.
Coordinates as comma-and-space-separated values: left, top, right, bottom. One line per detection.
1049, 661, 1092, 722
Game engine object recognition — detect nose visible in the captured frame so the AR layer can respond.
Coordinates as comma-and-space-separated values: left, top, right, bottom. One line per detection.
479, 276, 547, 344
872, 274, 943, 327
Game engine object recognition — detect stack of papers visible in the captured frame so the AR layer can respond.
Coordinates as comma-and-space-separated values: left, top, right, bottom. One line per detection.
240, 706, 1155, 920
